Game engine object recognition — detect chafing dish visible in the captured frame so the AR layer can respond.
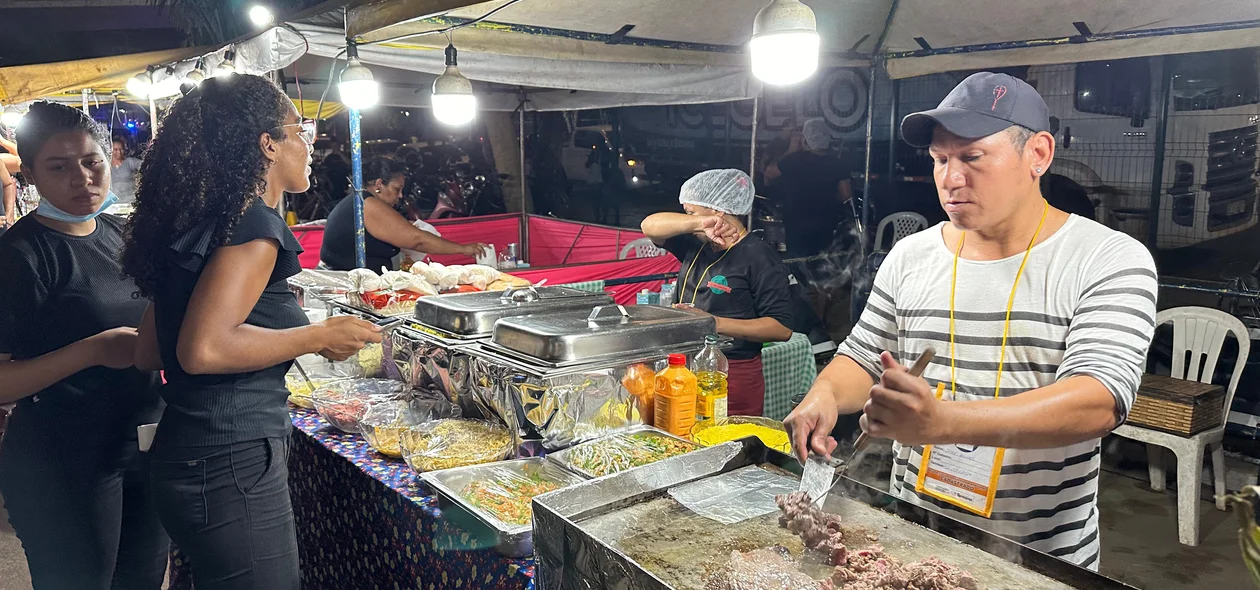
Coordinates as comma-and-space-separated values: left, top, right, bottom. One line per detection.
487, 304, 716, 367
413, 285, 612, 337
287, 269, 351, 308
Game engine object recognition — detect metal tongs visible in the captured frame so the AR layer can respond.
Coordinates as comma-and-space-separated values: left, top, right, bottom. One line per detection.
800, 348, 936, 505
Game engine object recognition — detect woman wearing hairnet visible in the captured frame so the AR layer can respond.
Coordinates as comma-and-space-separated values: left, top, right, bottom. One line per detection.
641, 169, 793, 416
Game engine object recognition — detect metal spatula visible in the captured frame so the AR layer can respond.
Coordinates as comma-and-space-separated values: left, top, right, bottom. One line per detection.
799, 348, 936, 505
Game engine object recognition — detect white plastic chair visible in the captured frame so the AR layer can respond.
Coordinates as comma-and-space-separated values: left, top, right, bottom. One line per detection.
873, 212, 928, 252
619, 237, 666, 260
1113, 306, 1250, 546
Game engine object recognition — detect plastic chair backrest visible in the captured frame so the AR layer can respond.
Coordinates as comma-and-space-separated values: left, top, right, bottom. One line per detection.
619, 237, 666, 260
1158, 306, 1252, 429
874, 212, 928, 251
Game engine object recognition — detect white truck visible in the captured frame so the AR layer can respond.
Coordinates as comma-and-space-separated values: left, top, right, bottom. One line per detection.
561, 124, 649, 188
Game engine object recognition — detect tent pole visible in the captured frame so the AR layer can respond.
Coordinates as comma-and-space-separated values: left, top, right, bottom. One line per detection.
350, 107, 366, 268
81, 89, 90, 115
748, 94, 759, 230
887, 78, 899, 179
1147, 56, 1174, 251
149, 95, 158, 132
859, 64, 878, 254
518, 102, 528, 263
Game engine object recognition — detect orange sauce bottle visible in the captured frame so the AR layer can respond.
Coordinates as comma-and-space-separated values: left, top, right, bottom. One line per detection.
653, 354, 698, 438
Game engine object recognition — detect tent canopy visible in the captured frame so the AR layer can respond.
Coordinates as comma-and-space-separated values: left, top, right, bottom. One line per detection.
333, 0, 1260, 83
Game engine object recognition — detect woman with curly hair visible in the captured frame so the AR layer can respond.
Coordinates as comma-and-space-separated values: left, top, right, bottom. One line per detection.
122, 74, 381, 589
319, 155, 488, 271
0, 101, 168, 589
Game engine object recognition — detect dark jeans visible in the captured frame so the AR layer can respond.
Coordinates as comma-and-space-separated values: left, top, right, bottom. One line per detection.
149, 437, 298, 590
0, 416, 169, 590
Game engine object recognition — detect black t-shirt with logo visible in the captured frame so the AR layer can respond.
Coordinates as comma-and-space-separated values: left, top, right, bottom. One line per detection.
663, 232, 793, 360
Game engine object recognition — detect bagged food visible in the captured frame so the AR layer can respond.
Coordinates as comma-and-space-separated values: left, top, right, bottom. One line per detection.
425, 262, 461, 291
409, 261, 443, 285
400, 419, 512, 472
311, 378, 411, 434
347, 268, 383, 293
361, 394, 462, 458
379, 270, 438, 296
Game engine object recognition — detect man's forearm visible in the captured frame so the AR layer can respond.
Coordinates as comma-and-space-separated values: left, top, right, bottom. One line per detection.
812, 355, 876, 415
641, 213, 698, 243
935, 375, 1119, 449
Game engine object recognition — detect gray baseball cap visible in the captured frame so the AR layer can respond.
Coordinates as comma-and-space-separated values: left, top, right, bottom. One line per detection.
900, 72, 1050, 148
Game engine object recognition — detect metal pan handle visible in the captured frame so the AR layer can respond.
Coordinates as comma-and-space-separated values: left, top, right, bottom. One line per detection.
586, 304, 630, 323
500, 284, 540, 303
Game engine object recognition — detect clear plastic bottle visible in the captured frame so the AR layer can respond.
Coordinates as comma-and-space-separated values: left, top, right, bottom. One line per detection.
694, 335, 729, 423
653, 354, 698, 437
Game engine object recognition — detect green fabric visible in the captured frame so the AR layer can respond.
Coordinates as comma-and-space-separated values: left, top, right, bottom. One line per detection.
762, 332, 816, 421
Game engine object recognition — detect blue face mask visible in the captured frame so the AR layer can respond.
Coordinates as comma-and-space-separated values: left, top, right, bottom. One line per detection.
35, 191, 119, 223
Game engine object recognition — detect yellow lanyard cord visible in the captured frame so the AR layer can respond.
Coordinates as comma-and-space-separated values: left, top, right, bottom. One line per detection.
949, 201, 1048, 401
678, 232, 745, 306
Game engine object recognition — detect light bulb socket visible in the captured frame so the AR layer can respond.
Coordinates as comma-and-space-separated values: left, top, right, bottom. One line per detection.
752, 0, 818, 37
445, 44, 458, 67
345, 41, 360, 60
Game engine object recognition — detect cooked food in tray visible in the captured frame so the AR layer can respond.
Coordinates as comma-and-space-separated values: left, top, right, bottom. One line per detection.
558, 429, 698, 478
400, 419, 512, 472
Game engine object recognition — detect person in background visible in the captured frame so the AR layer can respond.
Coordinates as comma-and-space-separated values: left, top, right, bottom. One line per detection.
0, 101, 168, 589
110, 137, 143, 204
1, 162, 15, 232
0, 133, 20, 175
320, 155, 488, 271
641, 169, 794, 416
586, 141, 626, 226
775, 118, 853, 259
121, 74, 382, 589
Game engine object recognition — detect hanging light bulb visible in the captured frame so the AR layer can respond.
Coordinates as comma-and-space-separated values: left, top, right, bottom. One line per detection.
126, 67, 154, 98
338, 43, 379, 109
214, 49, 237, 77
431, 44, 476, 126
248, 5, 274, 27
149, 65, 184, 98
749, 0, 820, 86
184, 59, 206, 85
0, 107, 23, 129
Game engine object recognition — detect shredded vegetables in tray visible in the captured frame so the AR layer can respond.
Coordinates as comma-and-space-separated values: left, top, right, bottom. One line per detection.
460, 470, 566, 526
563, 431, 697, 478
401, 419, 512, 472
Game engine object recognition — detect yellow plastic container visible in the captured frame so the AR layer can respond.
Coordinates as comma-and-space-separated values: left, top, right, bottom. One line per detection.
653, 354, 697, 438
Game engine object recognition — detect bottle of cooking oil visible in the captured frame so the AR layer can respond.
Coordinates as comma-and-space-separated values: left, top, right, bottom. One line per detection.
694, 335, 728, 423
654, 354, 698, 437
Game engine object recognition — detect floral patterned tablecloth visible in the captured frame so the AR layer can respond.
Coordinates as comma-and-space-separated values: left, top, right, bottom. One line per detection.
169, 408, 534, 590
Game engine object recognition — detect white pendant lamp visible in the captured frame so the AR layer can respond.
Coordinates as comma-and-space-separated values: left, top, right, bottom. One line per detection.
750, 0, 820, 86
338, 44, 380, 110
126, 67, 155, 98
431, 44, 477, 126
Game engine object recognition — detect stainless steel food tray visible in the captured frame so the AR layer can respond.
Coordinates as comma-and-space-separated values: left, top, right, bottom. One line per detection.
492, 304, 716, 364
414, 285, 611, 336
545, 425, 701, 479
533, 437, 1138, 590
419, 458, 585, 557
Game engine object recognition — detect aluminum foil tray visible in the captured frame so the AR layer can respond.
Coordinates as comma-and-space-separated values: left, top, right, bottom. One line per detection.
420, 458, 585, 557
532, 438, 1138, 590
546, 425, 701, 479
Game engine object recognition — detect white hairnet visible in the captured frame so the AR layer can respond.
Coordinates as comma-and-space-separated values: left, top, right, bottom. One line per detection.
803, 118, 831, 150
678, 169, 755, 216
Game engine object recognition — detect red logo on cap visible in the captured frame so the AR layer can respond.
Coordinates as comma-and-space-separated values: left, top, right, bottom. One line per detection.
992, 85, 1008, 111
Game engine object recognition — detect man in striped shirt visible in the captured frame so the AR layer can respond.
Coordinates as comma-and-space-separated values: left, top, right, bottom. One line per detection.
785, 72, 1157, 570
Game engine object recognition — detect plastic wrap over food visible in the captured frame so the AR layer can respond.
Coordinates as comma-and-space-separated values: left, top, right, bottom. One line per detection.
555, 429, 700, 479
310, 378, 411, 434
285, 359, 356, 409
457, 464, 575, 528
668, 464, 798, 525
400, 418, 512, 472
361, 395, 462, 458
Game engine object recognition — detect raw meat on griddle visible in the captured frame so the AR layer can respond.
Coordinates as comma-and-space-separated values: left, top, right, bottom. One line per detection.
776, 491, 848, 565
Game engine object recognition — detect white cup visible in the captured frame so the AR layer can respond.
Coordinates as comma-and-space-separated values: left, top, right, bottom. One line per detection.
137, 423, 158, 452
475, 243, 496, 268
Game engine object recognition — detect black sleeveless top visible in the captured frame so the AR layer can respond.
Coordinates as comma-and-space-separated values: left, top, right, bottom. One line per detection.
320, 195, 398, 271
152, 199, 309, 447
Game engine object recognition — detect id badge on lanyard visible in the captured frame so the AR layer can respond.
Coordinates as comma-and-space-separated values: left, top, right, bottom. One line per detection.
915, 384, 1004, 517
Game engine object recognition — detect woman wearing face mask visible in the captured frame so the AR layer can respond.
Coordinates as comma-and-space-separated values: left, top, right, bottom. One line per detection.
319, 155, 488, 271
121, 74, 381, 589
0, 102, 168, 589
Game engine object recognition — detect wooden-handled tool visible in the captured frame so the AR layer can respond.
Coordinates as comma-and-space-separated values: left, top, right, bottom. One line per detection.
807, 347, 936, 504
